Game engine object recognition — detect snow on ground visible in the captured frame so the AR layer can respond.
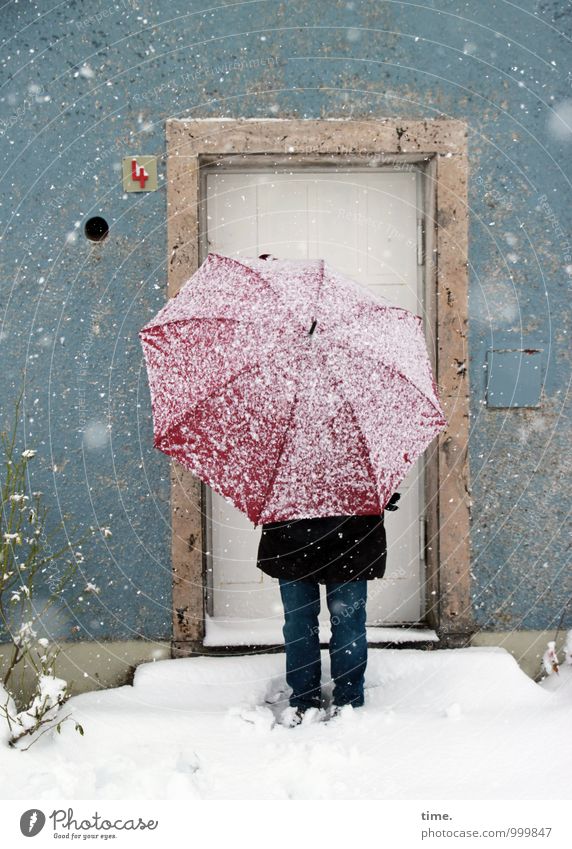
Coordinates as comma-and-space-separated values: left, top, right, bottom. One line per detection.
1, 646, 571, 800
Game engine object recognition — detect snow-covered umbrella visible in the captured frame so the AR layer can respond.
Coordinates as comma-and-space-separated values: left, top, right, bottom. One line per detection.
138, 252, 448, 526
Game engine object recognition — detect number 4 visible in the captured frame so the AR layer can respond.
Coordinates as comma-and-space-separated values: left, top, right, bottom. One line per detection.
131, 158, 148, 189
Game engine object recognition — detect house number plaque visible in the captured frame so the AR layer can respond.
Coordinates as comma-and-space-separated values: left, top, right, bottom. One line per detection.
122, 156, 158, 192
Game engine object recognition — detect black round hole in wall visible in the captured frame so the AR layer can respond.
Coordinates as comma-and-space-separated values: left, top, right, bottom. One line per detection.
84, 216, 109, 242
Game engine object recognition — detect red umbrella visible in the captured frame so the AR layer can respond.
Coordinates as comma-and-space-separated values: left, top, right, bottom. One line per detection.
139, 252, 447, 526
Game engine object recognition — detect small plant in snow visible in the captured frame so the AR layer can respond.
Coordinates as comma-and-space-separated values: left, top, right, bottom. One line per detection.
541, 640, 559, 676
564, 629, 572, 665
0, 389, 92, 749
1, 640, 84, 750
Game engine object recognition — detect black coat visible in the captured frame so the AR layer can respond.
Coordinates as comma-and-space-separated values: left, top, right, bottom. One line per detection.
256, 493, 401, 584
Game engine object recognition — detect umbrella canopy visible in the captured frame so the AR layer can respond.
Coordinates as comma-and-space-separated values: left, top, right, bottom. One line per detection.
139, 252, 448, 526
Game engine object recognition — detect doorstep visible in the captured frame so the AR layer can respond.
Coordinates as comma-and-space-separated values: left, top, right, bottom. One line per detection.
203, 615, 439, 647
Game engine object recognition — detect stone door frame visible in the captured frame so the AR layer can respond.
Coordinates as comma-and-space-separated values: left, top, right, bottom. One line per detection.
165, 118, 471, 655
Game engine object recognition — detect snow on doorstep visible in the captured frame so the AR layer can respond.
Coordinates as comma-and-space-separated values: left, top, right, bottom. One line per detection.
203, 614, 439, 646
1, 647, 571, 800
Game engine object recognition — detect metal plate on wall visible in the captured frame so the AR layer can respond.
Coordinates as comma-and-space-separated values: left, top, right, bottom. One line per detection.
486, 349, 542, 408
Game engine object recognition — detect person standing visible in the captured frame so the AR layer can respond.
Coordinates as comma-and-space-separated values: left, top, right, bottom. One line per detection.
256, 494, 400, 725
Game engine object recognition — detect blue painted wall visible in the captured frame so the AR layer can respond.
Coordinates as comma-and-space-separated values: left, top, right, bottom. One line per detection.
1, 0, 570, 640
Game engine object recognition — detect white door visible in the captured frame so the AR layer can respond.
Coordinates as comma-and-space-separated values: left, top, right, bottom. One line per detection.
202, 167, 427, 645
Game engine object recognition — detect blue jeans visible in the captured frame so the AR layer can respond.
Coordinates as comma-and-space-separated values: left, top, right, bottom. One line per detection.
278, 577, 368, 710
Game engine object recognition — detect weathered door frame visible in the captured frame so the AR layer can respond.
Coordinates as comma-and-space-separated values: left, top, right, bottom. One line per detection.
165, 118, 471, 655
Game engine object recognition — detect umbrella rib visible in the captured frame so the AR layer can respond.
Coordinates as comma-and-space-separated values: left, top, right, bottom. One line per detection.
253, 391, 300, 527
336, 392, 382, 515
252, 260, 324, 525
327, 337, 446, 422
210, 253, 292, 311
219, 253, 326, 326
311, 258, 325, 323
157, 361, 263, 446
140, 317, 253, 332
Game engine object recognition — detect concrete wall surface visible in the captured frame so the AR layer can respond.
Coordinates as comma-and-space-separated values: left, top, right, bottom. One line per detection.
0, 1, 570, 649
